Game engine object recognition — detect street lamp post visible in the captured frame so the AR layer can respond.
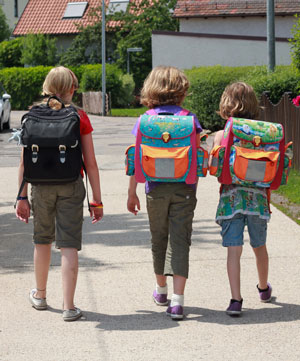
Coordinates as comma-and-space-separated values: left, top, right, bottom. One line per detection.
267, 0, 275, 72
127, 47, 143, 74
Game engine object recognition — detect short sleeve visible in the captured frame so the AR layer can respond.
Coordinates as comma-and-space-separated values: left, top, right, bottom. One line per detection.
189, 112, 202, 133
78, 109, 93, 135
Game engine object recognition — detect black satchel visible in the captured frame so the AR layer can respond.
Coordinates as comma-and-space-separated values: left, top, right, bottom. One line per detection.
15, 96, 87, 206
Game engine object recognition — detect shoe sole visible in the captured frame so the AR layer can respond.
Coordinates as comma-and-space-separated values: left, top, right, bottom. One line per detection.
166, 311, 184, 320
226, 310, 241, 316
260, 297, 272, 303
153, 296, 168, 306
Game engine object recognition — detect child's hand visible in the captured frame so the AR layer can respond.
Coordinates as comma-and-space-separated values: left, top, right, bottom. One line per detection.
89, 202, 104, 224
15, 200, 31, 223
127, 194, 140, 215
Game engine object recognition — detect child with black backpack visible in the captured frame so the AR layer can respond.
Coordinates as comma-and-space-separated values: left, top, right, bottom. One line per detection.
127, 66, 204, 320
15, 66, 103, 321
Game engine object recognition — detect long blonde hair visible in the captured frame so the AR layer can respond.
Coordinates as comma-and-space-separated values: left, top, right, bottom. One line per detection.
42, 66, 78, 109
140, 66, 189, 108
219, 82, 260, 120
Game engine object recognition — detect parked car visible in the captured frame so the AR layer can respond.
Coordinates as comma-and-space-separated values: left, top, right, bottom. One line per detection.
0, 83, 11, 131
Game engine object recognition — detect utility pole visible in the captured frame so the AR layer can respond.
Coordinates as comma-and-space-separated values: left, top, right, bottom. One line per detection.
102, 0, 106, 115
267, 0, 275, 72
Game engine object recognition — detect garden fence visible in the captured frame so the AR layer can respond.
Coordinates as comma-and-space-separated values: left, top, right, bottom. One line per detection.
259, 92, 300, 172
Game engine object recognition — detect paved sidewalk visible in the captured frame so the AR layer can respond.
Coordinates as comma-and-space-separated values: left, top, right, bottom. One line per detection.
1, 112, 300, 361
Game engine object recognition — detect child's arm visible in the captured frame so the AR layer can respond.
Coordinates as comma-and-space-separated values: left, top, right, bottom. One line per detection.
208, 130, 224, 167
81, 133, 103, 223
127, 176, 140, 215
15, 149, 30, 223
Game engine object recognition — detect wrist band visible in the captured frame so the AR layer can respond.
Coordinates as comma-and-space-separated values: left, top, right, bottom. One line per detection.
17, 196, 28, 200
90, 202, 103, 209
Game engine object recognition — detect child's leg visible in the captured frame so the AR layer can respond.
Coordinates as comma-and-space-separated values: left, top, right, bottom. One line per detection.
252, 245, 269, 289
173, 275, 186, 295
61, 248, 78, 310
227, 246, 243, 301
34, 244, 52, 298
156, 274, 167, 287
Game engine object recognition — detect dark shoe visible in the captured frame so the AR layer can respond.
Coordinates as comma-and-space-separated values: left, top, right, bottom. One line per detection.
226, 299, 243, 316
257, 283, 272, 303
153, 290, 168, 306
166, 305, 184, 320
29, 289, 47, 310
63, 307, 82, 322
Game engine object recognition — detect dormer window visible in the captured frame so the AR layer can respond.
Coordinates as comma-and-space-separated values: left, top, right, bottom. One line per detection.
63, 2, 89, 19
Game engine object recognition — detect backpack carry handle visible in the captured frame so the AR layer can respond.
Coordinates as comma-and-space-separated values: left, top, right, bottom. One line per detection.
47, 95, 65, 108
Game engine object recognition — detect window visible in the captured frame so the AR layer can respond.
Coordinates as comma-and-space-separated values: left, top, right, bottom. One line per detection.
108, 0, 130, 14
14, 0, 18, 17
63, 2, 88, 19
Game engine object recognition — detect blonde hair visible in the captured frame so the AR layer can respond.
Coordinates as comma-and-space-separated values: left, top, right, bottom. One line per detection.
219, 82, 260, 120
140, 66, 189, 108
42, 66, 78, 109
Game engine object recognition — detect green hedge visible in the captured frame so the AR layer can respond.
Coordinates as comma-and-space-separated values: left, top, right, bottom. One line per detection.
0, 64, 134, 110
184, 65, 299, 131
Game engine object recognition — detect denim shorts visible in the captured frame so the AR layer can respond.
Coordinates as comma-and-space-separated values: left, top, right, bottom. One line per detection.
221, 213, 267, 248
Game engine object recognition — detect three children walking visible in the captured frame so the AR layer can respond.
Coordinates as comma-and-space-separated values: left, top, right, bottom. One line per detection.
15, 65, 286, 322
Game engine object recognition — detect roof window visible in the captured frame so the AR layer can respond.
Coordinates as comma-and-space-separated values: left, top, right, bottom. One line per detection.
108, 0, 130, 14
63, 2, 89, 19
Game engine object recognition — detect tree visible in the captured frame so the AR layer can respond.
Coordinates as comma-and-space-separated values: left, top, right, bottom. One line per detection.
0, 6, 11, 42
21, 33, 58, 66
0, 38, 23, 68
290, 15, 300, 72
110, 0, 178, 90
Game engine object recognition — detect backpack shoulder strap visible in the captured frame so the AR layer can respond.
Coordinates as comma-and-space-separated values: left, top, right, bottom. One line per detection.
145, 109, 157, 115
178, 109, 190, 116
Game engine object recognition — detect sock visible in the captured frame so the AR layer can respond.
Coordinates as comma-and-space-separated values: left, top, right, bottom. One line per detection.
170, 294, 184, 307
156, 284, 168, 295
258, 285, 269, 292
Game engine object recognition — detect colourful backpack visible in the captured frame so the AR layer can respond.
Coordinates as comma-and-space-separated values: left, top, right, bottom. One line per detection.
209, 117, 293, 190
125, 109, 208, 183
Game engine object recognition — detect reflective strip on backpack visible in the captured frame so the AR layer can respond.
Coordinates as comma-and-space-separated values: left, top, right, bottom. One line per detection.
245, 159, 267, 182
155, 158, 175, 178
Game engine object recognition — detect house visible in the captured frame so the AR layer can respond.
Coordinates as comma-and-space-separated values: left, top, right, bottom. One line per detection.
1, 0, 29, 30
152, 0, 300, 68
12, 0, 132, 49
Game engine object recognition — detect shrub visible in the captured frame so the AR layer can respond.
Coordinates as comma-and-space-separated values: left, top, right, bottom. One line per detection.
21, 33, 58, 66
184, 65, 299, 131
80, 64, 133, 107
0, 66, 51, 110
0, 38, 23, 68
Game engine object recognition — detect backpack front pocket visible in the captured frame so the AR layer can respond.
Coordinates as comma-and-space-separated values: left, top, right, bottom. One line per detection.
281, 141, 293, 185
140, 144, 191, 180
230, 146, 280, 184
209, 145, 225, 177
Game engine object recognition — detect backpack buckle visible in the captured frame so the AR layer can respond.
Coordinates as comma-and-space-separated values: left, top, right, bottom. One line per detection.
253, 136, 262, 147
59, 145, 66, 164
31, 144, 39, 163
162, 132, 170, 143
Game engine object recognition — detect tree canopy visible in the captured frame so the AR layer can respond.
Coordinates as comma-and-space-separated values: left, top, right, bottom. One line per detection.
0, 7, 11, 42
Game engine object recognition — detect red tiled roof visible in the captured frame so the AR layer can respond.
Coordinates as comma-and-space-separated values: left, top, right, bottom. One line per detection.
174, 1, 300, 18
13, 0, 110, 36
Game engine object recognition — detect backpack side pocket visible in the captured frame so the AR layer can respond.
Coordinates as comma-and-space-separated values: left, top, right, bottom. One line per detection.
197, 147, 208, 177
209, 145, 225, 177
281, 141, 293, 185
125, 144, 135, 176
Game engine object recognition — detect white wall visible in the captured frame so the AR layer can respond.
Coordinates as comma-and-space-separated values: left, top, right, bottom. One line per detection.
1, 0, 28, 31
180, 16, 296, 38
152, 32, 292, 69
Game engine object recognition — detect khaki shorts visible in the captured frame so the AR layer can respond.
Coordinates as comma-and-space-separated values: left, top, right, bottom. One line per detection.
146, 183, 197, 278
31, 177, 86, 250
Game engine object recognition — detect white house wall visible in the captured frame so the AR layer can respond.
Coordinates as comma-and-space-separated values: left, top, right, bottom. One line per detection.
180, 16, 296, 38
1, 0, 28, 30
152, 33, 291, 69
